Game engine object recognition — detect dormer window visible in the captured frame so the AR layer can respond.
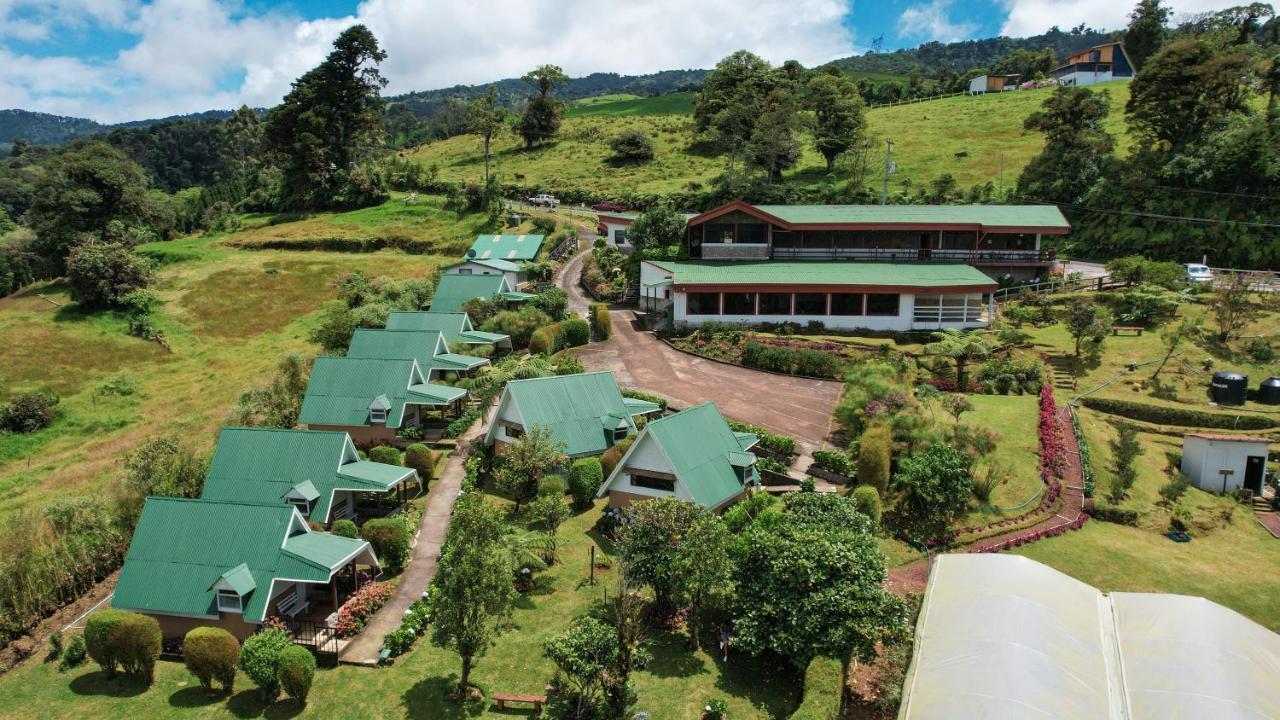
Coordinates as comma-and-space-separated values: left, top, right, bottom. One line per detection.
369, 395, 390, 425
217, 589, 243, 613
288, 497, 311, 515
613, 426, 628, 442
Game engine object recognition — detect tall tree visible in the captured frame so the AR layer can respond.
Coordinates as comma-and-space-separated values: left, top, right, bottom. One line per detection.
429, 492, 515, 697
1126, 0, 1172, 71
26, 141, 149, 271
615, 497, 703, 612
265, 25, 388, 209
1125, 38, 1248, 149
223, 105, 264, 190
1017, 87, 1116, 203
808, 71, 868, 174
493, 425, 566, 513
746, 89, 804, 182
886, 444, 973, 544
517, 65, 568, 148
625, 202, 687, 255
923, 329, 994, 387
1062, 296, 1113, 356
467, 86, 506, 183
672, 513, 734, 650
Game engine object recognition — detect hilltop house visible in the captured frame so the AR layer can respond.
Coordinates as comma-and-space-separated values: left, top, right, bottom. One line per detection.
597, 402, 757, 511
113, 497, 379, 641
484, 371, 660, 457
444, 257, 525, 290
632, 200, 1072, 331
385, 310, 513, 352
968, 73, 1020, 94
299, 357, 466, 445
597, 211, 697, 251
446, 234, 545, 289
1051, 41, 1135, 87
1180, 433, 1271, 494
200, 428, 418, 525
347, 327, 489, 380
429, 273, 535, 314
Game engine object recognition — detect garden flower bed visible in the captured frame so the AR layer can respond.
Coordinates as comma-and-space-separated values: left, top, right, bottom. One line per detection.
334, 581, 396, 638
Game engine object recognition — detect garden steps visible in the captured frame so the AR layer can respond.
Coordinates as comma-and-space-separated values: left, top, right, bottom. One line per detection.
1045, 354, 1077, 391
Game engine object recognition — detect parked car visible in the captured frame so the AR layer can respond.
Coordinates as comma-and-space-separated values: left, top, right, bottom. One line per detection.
527, 194, 559, 208
1184, 263, 1214, 284
592, 202, 626, 212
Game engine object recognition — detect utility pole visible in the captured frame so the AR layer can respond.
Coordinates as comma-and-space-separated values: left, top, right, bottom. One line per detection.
881, 138, 895, 206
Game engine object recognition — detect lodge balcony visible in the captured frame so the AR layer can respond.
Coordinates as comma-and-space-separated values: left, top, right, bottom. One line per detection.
769, 247, 1056, 265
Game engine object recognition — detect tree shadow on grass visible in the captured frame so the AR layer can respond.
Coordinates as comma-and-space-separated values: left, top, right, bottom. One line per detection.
712, 651, 802, 719
643, 633, 707, 678
226, 689, 269, 718
168, 685, 226, 708
263, 699, 306, 720
403, 675, 485, 720
68, 670, 150, 698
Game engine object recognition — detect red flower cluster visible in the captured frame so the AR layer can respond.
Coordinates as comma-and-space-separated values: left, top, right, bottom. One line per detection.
922, 377, 984, 393
334, 581, 395, 638
1038, 380, 1066, 481
969, 513, 1089, 553
751, 336, 844, 353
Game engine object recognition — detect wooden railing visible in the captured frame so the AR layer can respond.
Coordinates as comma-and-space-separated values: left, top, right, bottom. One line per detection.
991, 274, 1118, 304
770, 248, 1055, 264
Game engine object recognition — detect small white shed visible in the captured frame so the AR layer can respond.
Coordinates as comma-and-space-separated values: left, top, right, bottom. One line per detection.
1180, 433, 1271, 494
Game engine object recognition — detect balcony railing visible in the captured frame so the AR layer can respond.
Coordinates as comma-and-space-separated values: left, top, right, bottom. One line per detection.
769, 248, 1055, 264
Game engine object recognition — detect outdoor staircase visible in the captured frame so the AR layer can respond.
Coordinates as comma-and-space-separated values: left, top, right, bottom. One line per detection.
624, 278, 640, 304
1252, 492, 1280, 539
1046, 354, 1077, 392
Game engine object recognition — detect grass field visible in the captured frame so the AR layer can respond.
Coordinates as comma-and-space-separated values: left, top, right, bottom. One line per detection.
0, 236, 450, 520
949, 393, 1044, 524
0, 499, 801, 720
407, 82, 1133, 195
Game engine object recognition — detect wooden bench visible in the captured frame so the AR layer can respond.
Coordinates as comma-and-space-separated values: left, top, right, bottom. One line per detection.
1112, 325, 1144, 336
492, 692, 548, 712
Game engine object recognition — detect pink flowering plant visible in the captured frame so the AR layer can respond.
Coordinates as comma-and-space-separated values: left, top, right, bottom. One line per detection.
334, 581, 395, 638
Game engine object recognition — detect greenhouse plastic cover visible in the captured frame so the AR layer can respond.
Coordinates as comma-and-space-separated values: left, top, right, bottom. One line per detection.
898, 554, 1280, 720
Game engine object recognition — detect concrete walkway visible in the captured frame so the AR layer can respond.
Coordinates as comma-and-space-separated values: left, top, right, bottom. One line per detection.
339, 407, 491, 665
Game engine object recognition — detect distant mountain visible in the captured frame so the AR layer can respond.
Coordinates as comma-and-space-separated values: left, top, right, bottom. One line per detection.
0, 108, 248, 147
827, 26, 1120, 76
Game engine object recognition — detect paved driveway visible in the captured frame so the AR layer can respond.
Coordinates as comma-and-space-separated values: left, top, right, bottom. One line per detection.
574, 313, 842, 451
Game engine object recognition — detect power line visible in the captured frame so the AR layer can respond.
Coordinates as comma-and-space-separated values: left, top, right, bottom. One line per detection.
1141, 184, 1280, 203
1012, 195, 1280, 229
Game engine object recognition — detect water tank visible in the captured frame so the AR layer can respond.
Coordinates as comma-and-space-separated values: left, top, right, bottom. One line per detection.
1260, 377, 1280, 405
1211, 371, 1248, 406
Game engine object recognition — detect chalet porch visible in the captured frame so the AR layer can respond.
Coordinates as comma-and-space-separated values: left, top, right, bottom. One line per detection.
276, 559, 379, 666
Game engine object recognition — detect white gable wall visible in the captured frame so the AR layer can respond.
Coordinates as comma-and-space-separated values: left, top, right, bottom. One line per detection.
484, 390, 527, 445
1181, 436, 1270, 493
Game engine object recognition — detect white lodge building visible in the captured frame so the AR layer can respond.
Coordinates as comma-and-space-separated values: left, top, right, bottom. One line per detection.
638, 200, 1071, 332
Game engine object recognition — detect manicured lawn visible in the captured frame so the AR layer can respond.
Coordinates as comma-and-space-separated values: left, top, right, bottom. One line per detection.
0, 500, 801, 719
949, 393, 1043, 524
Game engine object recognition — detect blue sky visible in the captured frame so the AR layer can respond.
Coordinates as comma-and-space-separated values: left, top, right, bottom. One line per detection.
0, 0, 1241, 123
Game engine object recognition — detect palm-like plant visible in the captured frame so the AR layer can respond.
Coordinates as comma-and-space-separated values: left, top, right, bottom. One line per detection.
923, 329, 995, 387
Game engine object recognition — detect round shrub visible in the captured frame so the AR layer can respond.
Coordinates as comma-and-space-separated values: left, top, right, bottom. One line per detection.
538, 474, 566, 498
84, 609, 128, 677
403, 443, 436, 484
277, 645, 316, 705
239, 628, 292, 701
529, 326, 555, 355
183, 626, 240, 692
114, 612, 162, 682
0, 392, 60, 434
851, 485, 882, 528
361, 516, 411, 573
568, 457, 604, 508
367, 445, 401, 465
590, 303, 612, 340
331, 519, 358, 538
66, 241, 154, 309
856, 424, 892, 496
558, 318, 590, 349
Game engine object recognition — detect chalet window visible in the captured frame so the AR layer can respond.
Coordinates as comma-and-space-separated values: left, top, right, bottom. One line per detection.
613, 427, 628, 442
758, 293, 791, 315
722, 292, 756, 315
630, 474, 675, 492
772, 231, 797, 248
370, 407, 387, 424
794, 293, 826, 315
458, 268, 473, 275
830, 293, 865, 316
287, 498, 311, 515
217, 590, 243, 613
866, 293, 900, 316
615, 229, 627, 245
506, 425, 524, 440
705, 223, 735, 244
687, 292, 720, 315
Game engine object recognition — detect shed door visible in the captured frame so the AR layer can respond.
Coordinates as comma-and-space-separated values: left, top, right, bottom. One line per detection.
1245, 456, 1266, 494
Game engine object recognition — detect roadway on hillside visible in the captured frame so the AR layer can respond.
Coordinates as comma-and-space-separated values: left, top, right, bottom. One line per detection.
558, 252, 841, 450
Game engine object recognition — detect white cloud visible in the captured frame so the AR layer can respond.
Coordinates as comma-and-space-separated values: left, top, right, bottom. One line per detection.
999, 0, 1246, 37
898, 0, 978, 43
0, 0, 857, 123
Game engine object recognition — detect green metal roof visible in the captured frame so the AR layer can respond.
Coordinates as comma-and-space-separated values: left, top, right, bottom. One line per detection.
384, 311, 511, 347
289, 480, 321, 503
347, 328, 447, 370
649, 261, 996, 289
622, 397, 662, 415
467, 234, 545, 261
430, 274, 511, 313
114, 497, 371, 622
447, 257, 522, 272
501, 291, 536, 302
643, 278, 674, 287
408, 382, 468, 405
749, 204, 1070, 229
644, 402, 755, 509
215, 563, 256, 596
733, 431, 759, 451
431, 352, 489, 371
499, 371, 636, 457
202, 428, 413, 522
299, 357, 425, 429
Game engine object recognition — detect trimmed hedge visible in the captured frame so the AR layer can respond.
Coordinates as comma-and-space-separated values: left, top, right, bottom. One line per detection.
84, 609, 128, 677
84, 609, 160, 681
361, 516, 412, 573
789, 656, 843, 720
277, 645, 316, 704
403, 443, 436, 483
851, 485, 881, 527
590, 302, 612, 340
240, 628, 292, 701
727, 420, 796, 459
367, 446, 400, 465
183, 626, 239, 692
811, 450, 854, 476
1079, 396, 1276, 430
331, 519, 358, 538
856, 424, 892, 496
1089, 503, 1139, 526
742, 341, 841, 378
568, 457, 604, 508
559, 318, 590, 348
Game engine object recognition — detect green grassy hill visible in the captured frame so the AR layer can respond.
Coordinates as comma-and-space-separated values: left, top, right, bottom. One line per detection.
408, 82, 1133, 196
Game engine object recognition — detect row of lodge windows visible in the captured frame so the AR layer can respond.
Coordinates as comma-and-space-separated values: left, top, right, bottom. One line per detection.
769, 231, 1037, 250
703, 222, 768, 244
685, 291, 901, 317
